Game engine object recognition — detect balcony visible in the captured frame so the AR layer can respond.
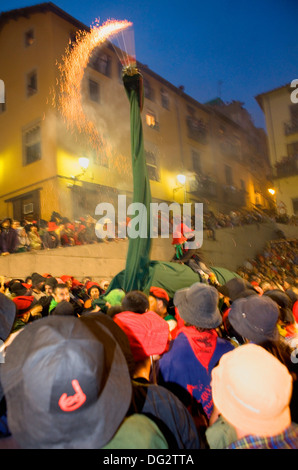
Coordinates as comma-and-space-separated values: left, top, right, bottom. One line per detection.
222, 185, 247, 207
274, 155, 298, 178
284, 120, 298, 136
188, 174, 218, 199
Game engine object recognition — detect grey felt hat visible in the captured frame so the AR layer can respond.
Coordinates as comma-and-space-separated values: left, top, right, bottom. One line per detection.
228, 295, 280, 344
174, 282, 222, 329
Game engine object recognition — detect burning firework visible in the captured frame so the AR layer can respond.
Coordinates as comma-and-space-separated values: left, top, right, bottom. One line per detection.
57, 19, 133, 155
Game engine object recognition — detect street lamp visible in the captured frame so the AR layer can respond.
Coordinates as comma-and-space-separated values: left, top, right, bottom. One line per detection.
268, 188, 275, 195
173, 174, 187, 202
78, 157, 89, 172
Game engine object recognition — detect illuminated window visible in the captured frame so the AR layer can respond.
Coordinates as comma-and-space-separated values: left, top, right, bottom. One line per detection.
24, 29, 35, 47
146, 111, 159, 130
26, 70, 37, 97
23, 123, 41, 165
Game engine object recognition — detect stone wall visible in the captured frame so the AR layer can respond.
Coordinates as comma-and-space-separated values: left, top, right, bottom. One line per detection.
1, 221, 292, 282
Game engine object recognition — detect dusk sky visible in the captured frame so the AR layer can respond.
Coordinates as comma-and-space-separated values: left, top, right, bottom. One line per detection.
1, 0, 297, 130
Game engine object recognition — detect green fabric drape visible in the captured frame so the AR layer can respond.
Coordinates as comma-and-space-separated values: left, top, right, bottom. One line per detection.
122, 69, 152, 292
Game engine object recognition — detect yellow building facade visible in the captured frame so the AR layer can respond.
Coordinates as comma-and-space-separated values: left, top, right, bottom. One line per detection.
256, 83, 298, 216
0, 3, 272, 224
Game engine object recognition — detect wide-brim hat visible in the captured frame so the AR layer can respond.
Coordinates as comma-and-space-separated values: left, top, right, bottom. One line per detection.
0, 316, 132, 449
173, 282, 222, 329
0, 293, 17, 342
228, 295, 280, 344
224, 278, 259, 301
211, 344, 292, 437
263, 289, 295, 324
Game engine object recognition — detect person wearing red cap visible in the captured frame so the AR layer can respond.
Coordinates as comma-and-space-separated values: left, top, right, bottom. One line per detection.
113, 310, 202, 448
149, 287, 177, 336
84, 282, 102, 309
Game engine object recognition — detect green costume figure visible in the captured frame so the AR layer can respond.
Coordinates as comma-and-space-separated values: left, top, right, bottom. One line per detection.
122, 65, 152, 292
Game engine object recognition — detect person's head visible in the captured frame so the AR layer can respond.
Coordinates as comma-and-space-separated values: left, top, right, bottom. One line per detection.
211, 344, 293, 439
173, 282, 222, 329
148, 287, 169, 318
44, 277, 58, 296
86, 282, 101, 300
0, 293, 17, 342
1, 218, 12, 229
53, 284, 70, 303
60, 276, 73, 289
89, 286, 100, 300
0, 315, 132, 448
121, 290, 149, 314
113, 310, 170, 374
228, 295, 280, 345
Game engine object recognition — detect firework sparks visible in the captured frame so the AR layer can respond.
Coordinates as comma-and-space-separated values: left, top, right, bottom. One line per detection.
57, 19, 133, 154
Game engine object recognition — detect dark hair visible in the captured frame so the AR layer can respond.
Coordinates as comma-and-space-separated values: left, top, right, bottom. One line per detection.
121, 290, 149, 314
53, 283, 69, 294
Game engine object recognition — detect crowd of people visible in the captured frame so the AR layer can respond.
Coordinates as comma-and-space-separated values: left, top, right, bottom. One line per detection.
0, 229, 297, 449
1, 206, 297, 256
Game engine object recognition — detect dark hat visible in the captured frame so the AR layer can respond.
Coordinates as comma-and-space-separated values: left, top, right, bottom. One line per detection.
31, 273, 45, 287
229, 295, 279, 344
173, 282, 222, 329
0, 293, 17, 341
263, 289, 295, 324
0, 316, 132, 449
51, 300, 75, 317
44, 277, 58, 290
79, 312, 135, 378
9, 282, 28, 297
224, 278, 258, 301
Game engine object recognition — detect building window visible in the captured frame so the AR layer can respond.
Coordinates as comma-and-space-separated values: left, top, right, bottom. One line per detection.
145, 148, 159, 181
186, 115, 208, 144
23, 123, 41, 165
225, 164, 233, 186
0, 83, 5, 113
145, 111, 159, 130
160, 88, 169, 109
192, 150, 201, 174
24, 29, 35, 47
89, 79, 100, 102
240, 179, 246, 191
143, 78, 154, 101
26, 70, 38, 97
89, 49, 112, 77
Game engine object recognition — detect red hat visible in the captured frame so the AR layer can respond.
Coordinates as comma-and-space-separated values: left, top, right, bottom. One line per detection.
293, 300, 298, 324
113, 311, 170, 362
86, 282, 101, 294
12, 296, 35, 315
60, 275, 73, 284
149, 286, 170, 302
47, 222, 59, 231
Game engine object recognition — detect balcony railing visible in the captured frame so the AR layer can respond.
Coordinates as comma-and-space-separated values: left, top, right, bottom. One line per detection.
274, 155, 298, 178
284, 120, 298, 136
222, 185, 247, 207
188, 175, 217, 198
